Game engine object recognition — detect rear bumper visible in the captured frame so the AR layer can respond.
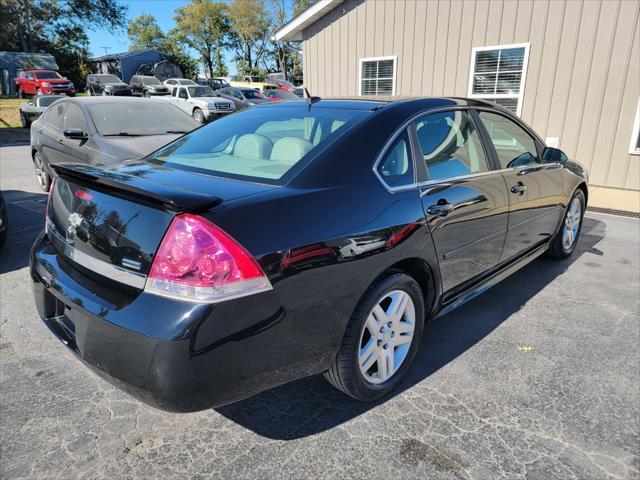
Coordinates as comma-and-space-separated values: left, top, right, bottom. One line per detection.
29, 230, 324, 412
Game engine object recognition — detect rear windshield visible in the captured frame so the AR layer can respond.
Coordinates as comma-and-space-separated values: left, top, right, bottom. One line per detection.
149, 106, 367, 185
87, 102, 199, 136
38, 96, 62, 107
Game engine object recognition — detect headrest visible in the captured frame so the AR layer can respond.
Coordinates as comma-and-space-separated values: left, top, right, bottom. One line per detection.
234, 134, 272, 160
270, 137, 313, 165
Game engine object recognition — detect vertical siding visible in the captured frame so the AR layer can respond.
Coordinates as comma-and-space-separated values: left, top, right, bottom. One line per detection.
302, 0, 640, 191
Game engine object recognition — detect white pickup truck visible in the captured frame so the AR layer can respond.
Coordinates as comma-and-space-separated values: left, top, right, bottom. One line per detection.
162, 85, 236, 123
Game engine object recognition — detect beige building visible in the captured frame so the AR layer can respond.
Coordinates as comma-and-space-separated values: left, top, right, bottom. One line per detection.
276, 0, 640, 212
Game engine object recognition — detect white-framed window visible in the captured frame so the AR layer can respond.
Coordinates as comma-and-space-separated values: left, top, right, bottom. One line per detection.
359, 56, 397, 96
468, 43, 530, 116
630, 98, 640, 155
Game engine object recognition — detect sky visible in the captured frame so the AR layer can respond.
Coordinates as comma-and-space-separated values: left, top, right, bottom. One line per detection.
85, 0, 294, 75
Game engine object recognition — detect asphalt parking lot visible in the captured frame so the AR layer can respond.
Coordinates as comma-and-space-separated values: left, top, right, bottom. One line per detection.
1, 141, 639, 480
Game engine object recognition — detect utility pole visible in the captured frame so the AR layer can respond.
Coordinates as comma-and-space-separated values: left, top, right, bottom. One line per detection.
99, 47, 111, 56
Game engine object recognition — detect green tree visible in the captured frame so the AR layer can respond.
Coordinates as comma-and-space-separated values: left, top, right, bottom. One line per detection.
228, 0, 269, 74
127, 13, 199, 80
127, 13, 164, 50
293, 0, 316, 16
172, 0, 230, 81
0, 0, 127, 88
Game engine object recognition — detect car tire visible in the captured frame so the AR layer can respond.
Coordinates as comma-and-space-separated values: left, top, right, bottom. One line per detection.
102, 90, 107, 96
36, 88, 42, 96
0, 192, 7, 249
193, 108, 205, 124
548, 189, 586, 259
17, 88, 24, 99
20, 112, 31, 128
33, 152, 51, 192
324, 270, 425, 402
144, 90, 150, 98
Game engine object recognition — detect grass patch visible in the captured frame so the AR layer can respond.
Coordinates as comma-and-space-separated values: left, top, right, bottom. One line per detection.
0, 97, 24, 128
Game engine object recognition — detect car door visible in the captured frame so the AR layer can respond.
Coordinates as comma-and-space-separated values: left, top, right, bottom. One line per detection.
476, 110, 565, 262
38, 100, 67, 165
130, 77, 140, 95
60, 102, 89, 164
413, 109, 509, 296
24, 72, 36, 94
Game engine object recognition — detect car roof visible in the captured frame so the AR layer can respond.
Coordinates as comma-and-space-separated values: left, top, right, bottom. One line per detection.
56, 96, 167, 106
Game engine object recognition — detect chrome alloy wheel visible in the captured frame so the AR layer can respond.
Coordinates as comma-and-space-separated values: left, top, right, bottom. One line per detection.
358, 290, 416, 384
33, 153, 49, 191
562, 197, 582, 249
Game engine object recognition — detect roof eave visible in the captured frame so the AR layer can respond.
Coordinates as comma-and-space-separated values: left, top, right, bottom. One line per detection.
273, 0, 345, 42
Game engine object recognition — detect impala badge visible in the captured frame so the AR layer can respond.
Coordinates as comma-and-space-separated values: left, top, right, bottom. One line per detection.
66, 212, 84, 243
121, 258, 142, 271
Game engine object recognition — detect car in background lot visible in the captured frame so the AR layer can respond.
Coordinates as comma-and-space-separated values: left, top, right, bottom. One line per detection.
19, 95, 65, 127
163, 78, 196, 94
15, 70, 76, 98
264, 90, 302, 102
29, 97, 588, 412
86, 74, 132, 96
215, 88, 250, 111
129, 76, 170, 97
229, 75, 278, 93
0, 191, 6, 248
219, 86, 271, 107
163, 85, 235, 123
29, 97, 199, 191
210, 78, 230, 90
268, 78, 300, 95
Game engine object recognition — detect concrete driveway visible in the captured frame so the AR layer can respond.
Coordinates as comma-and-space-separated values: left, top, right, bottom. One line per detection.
1, 144, 639, 480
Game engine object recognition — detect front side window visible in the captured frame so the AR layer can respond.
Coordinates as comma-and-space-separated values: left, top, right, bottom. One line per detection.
45, 101, 66, 129
63, 103, 86, 131
469, 44, 529, 115
376, 131, 413, 187
478, 111, 540, 168
360, 56, 396, 96
414, 110, 490, 181
149, 107, 367, 184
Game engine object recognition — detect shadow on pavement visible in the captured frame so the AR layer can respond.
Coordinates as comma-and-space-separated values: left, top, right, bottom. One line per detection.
215, 216, 606, 440
0, 189, 47, 274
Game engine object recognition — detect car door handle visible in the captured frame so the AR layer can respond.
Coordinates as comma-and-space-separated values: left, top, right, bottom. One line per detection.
427, 201, 454, 217
511, 182, 527, 195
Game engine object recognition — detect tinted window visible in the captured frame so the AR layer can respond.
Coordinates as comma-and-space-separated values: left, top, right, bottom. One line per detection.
377, 131, 413, 187
478, 111, 540, 168
414, 110, 490, 180
87, 102, 198, 136
45, 101, 66, 129
150, 107, 367, 184
64, 103, 86, 131
142, 77, 162, 85
36, 71, 61, 79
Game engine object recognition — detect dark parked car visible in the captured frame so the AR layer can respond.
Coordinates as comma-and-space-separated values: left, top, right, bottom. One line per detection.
130, 75, 170, 97
0, 191, 7, 248
19, 95, 65, 127
29, 97, 199, 191
31, 98, 588, 412
86, 74, 132, 96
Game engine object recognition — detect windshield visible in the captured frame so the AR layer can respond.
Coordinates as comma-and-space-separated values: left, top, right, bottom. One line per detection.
38, 96, 62, 107
180, 79, 196, 85
97, 75, 121, 83
148, 106, 367, 185
88, 102, 199, 136
187, 86, 215, 97
250, 76, 264, 82
36, 71, 62, 79
142, 77, 162, 85
242, 89, 265, 100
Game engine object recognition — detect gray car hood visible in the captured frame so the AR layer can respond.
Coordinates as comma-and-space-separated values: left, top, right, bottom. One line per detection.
103, 134, 182, 158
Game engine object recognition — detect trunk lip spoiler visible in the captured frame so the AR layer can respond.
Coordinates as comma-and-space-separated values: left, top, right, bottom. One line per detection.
50, 163, 222, 213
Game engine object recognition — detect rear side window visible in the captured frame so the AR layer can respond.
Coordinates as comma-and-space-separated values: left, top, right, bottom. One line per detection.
478, 111, 540, 168
376, 131, 413, 187
45, 101, 66, 129
414, 110, 489, 181
150, 107, 367, 185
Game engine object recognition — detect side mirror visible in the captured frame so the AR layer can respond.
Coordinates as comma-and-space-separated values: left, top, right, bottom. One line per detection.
542, 147, 568, 164
63, 128, 87, 139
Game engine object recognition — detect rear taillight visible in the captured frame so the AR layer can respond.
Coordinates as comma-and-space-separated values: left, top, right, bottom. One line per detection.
145, 214, 272, 303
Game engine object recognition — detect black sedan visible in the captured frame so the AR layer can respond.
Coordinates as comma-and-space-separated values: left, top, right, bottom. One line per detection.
86, 74, 132, 96
29, 97, 199, 191
30, 98, 588, 412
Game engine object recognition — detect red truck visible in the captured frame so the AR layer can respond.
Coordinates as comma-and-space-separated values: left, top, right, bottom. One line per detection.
15, 70, 76, 97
